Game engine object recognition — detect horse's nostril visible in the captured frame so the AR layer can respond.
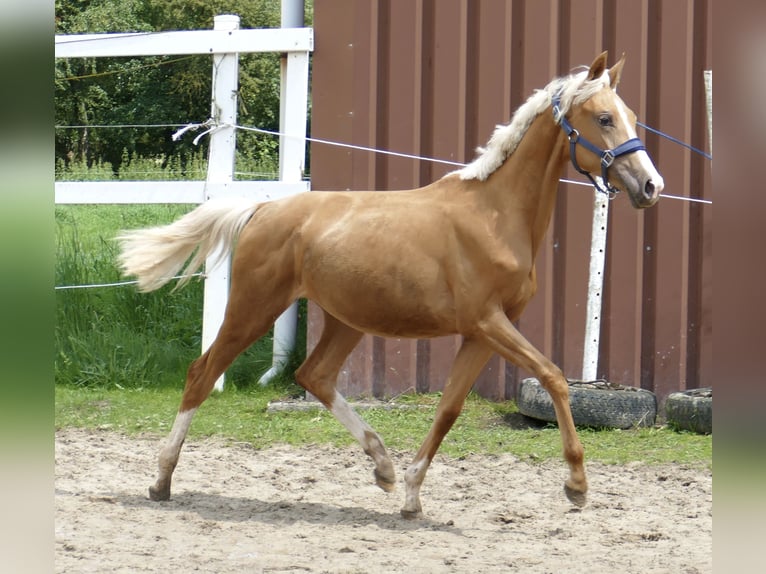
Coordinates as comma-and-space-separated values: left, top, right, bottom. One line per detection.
644, 180, 656, 199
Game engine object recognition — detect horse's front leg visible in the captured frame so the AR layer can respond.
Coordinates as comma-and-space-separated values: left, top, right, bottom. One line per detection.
402, 338, 493, 519
477, 310, 588, 507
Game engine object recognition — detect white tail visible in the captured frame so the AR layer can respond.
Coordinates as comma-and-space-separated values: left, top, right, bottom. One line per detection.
117, 197, 260, 292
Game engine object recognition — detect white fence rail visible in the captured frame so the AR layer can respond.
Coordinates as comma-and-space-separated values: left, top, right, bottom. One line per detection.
55, 15, 313, 390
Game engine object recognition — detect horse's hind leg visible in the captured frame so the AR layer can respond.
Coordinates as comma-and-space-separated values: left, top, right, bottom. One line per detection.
295, 311, 396, 492
149, 290, 292, 501
401, 338, 493, 518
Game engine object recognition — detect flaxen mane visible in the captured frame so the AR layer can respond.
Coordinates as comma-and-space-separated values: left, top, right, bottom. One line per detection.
456, 68, 611, 181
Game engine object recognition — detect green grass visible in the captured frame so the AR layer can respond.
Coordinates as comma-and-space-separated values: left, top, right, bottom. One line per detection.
55, 384, 712, 468
55, 201, 303, 390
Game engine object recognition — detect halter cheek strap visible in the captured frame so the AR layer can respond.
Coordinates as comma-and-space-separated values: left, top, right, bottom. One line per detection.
552, 93, 646, 196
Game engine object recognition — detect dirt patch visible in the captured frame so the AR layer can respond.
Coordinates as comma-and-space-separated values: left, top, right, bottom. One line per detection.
55, 428, 711, 573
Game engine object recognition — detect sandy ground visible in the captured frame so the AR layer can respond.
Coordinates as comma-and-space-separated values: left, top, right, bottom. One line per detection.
55, 428, 711, 573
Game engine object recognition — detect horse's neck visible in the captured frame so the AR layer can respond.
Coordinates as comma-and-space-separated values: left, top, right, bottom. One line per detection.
485, 112, 567, 258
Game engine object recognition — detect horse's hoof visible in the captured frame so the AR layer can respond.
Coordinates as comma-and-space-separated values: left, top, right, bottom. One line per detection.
400, 507, 423, 520
148, 484, 170, 501
564, 483, 587, 507
374, 468, 396, 493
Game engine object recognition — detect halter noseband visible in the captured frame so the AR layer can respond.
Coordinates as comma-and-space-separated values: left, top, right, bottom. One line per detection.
552, 92, 646, 196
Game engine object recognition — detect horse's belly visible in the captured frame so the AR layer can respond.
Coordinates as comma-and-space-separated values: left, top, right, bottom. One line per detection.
303, 258, 457, 338
331, 298, 453, 338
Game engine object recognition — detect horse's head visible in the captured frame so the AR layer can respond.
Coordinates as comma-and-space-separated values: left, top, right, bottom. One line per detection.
558, 52, 664, 208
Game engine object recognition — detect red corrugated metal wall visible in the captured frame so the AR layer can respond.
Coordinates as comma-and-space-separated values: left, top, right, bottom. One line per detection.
308, 0, 712, 404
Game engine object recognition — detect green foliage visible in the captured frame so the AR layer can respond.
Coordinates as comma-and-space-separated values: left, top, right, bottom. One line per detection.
55, 197, 307, 390
54, 149, 278, 181
55, 203, 202, 388
54, 0, 305, 174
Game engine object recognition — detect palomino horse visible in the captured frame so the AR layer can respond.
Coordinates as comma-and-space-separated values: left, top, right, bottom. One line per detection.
119, 52, 663, 519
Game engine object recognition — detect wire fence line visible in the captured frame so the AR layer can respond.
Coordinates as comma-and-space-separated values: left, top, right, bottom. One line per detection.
56, 118, 713, 200
55, 117, 713, 161
55, 273, 205, 291
55, 113, 711, 291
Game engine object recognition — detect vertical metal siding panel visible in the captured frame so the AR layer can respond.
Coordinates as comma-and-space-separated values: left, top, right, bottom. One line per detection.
345, 1, 380, 397
697, 0, 713, 389
430, 0, 468, 172
350, 1, 379, 191
373, 0, 420, 397
684, 0, 711, 390
411, 0, 426, 188
372, 0, 391, 193
601, 1, 650, 387
504, 2, 528, 399
309, 0, 711, 402
458, 2, 526, 399
418, 0, 468, 396
425, 336, 459, 393
599, 0, 617, 54
638, 0, 662, 391
380, 0, 419, 190
512, 0, 558, 387
309, 0, 375, 397
310, 0, 356, 191
469, 1, 513, 400
558, 0, 603, 381
415, 0, 460, 394
648, 0, 693, 399
504, 0, 527, 399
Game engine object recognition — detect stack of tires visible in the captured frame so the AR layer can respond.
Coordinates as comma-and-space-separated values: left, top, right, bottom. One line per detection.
664, 388, 712, 434
516, 378, 657, 429
516, 379, 712, 434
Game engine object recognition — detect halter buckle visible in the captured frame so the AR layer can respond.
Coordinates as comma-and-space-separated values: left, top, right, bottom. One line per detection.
601, 150, 615, 167
567, 129, 580, 144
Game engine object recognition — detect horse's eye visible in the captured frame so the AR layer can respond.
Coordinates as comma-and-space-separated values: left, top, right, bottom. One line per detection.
598, 114, 613, 127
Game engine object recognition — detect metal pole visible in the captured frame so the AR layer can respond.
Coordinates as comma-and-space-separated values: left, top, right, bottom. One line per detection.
281, 0, 304, 28
259, 0, 307, 385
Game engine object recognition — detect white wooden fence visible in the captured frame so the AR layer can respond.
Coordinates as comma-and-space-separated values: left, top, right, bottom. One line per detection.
55, 15, 313, 390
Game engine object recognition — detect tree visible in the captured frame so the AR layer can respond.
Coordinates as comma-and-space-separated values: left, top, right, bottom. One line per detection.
55, 0, 301, 176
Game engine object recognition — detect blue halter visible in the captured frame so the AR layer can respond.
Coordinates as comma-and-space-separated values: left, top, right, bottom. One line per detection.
552, 92, 646, 196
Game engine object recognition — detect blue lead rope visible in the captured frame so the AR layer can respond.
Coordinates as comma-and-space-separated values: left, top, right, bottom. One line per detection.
637, 121, 712, 161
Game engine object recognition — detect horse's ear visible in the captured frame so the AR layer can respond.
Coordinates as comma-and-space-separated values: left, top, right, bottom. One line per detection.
586, 51, 609, 81
608, 53, 626, 88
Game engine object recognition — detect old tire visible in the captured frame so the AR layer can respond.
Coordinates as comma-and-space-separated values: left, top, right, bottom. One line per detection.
516, 378, 657, 429
665, 388, 712, 434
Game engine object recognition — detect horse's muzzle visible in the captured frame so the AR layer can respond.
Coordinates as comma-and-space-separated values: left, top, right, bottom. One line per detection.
627, 176, 663, 208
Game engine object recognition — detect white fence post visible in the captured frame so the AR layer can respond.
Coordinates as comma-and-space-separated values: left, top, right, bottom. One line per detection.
204, 15, 240, 392
582, 191, 609, 381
